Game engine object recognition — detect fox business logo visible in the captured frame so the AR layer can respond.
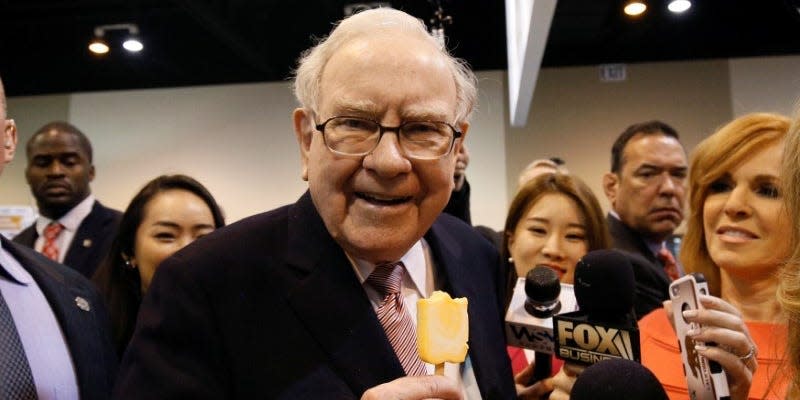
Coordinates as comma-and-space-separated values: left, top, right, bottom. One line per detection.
555, 320, 638, 364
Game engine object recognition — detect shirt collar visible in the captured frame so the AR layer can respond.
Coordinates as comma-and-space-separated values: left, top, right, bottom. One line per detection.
35, 194, 95, 235
350, 239, 428, 294
0, 240, 34, 285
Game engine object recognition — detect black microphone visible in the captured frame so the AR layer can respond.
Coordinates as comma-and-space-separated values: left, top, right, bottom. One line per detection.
525, 267, 558, 384
571, 358, 668, 400
553, 249, 641, 365
524, 266, 562, 318
505, 266, 578, 384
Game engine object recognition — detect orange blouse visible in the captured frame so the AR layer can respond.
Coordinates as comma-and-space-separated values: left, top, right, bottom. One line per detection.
639, 308, 789, 400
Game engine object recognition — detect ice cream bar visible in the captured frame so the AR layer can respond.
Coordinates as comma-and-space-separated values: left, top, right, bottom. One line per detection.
417, 290, 469, 366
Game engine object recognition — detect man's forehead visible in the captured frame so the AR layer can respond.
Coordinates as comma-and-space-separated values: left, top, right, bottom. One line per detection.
624, 134, 685, 161
30, 131, 87, 154
324, 97, 452, 119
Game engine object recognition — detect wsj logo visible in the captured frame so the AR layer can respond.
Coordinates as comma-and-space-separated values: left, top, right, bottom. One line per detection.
506, 323, 555, 353
555, 320, 637, 363
509, 325, 554, 343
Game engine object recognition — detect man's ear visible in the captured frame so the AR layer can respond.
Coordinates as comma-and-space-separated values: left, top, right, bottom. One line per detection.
602, 172, 619, 207
451, 121, 469, 165
88, 164, 96, 182
293, 108, 314, 182
4, 119, 17, 163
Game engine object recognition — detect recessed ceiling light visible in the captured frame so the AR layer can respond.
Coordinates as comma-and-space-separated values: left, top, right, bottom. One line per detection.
668, 0, 692, 13
123, 38, 144, 52
88, 40, 109, 54
624, 2, 647, 16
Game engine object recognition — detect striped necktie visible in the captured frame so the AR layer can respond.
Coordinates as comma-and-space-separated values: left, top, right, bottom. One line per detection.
366, 262, 427, 376
0, 287, 38, 399
42, 222, 64, 262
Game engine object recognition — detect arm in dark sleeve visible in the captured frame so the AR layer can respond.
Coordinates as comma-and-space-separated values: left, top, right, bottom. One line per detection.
113, 257, 228, 399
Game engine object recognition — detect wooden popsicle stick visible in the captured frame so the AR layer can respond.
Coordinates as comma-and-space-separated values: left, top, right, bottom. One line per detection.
435, 363, 445, 376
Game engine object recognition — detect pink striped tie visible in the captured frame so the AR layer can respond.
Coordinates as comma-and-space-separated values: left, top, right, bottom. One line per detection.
42, 222, 64, 261
366, 262, 427, 376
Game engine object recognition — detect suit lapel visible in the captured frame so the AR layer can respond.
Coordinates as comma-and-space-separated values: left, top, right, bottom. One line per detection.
607, 214, 671, 282
63, 201, 102, 276
425, 219, 515, 399
283, 193, 404, 395
2, 237, 102, 399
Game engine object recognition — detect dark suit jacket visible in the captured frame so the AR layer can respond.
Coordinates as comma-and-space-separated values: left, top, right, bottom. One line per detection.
14, 200, 122, 278
606, 214, 670, 319
114, 192, 515, 399
2, 236, 117, 400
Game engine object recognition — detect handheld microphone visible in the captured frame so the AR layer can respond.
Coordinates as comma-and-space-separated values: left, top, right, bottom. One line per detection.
571, 358, 668, 400
553, 249, 641, 366
505, 266, 578, 383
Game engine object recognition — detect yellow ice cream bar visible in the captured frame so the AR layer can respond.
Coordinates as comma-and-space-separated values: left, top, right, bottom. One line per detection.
417, 291, 469, 364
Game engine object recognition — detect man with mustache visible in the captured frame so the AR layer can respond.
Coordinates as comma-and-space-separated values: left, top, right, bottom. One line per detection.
602, 120, 688, 319
14, 121, 121, 278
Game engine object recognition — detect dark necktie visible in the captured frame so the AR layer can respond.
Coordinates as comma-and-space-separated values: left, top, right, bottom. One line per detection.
0, 286, 38, 399
366, 262, 427, 376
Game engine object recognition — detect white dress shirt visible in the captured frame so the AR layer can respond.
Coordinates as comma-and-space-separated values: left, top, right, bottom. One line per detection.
349, 239, 482, 399
33, 195, 95, 263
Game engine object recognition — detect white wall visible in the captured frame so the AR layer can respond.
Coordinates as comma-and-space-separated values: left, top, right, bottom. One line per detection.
68, 82, 307, 223
467, 71, 508, 228
506, 59, 734, 218
729, 55, 800, 117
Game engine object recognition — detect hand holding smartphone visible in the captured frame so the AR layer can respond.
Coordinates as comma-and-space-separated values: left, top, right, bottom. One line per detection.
669, 273, 730, 400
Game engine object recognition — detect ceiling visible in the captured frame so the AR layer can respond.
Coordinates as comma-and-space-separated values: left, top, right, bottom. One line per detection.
2, 0, 800, 97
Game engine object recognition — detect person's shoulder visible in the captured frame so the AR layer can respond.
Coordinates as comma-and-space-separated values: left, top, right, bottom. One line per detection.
638, 307, 669, 330
432, 213, 487, 242
6, 239, 97, 292
159, 204, 294, 269
12, 224, 37, 244
429, 213, 499, 258
212, 204, 293, 241
93, 200, 123, 218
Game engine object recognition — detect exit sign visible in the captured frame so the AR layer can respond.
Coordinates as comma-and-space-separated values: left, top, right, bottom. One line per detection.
599, 64, 627, 82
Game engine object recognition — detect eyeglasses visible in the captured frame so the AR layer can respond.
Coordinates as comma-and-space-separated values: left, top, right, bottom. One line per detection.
315, 116, 462, 160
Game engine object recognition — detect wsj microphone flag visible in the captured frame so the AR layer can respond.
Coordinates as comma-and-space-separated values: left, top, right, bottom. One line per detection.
505, 272, 578, 353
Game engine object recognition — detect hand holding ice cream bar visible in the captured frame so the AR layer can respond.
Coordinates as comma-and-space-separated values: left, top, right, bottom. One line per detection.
417, 291, 469, 375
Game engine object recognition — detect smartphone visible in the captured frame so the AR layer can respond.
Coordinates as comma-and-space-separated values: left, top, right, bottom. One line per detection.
669, 273, 730, 400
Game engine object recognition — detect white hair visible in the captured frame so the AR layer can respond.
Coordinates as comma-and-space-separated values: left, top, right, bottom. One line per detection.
292, 8, 478, 124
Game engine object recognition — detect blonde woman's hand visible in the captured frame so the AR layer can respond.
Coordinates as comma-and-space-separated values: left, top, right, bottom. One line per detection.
679, 295, 757, 400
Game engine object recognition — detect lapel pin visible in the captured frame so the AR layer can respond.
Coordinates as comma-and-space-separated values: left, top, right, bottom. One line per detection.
75, 296, 91, 312
82, 239, 92, 248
